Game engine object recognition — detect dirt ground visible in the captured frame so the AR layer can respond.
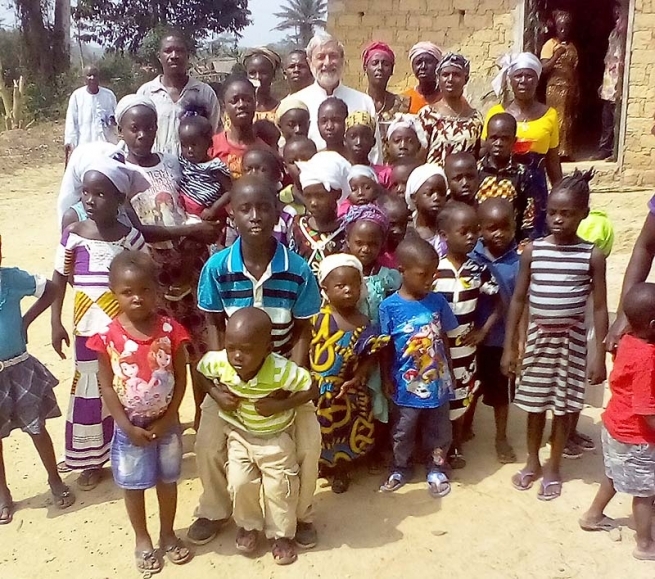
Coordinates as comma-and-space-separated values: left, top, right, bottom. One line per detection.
1, 156, 654, 578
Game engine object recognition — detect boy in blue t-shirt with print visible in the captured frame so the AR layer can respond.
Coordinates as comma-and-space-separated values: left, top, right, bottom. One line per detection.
379, 237, 458, 498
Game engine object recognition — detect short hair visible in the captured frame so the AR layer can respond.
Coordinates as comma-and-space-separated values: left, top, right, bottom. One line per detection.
487, 112, 517, 134
220, 74, 254, 102
109, 250, 156, 286
178, 115, 213, 140
286, 48, 309, 62
159, 29, 189, 50
242, 147, 284, 179
396, 236, 438, 267
477, 197, 515, 223
318, 97, 348, 118
283, 135, 317, 158
230, 174, 278, 204
227, 307, 273, 338
377, 192, 409, 213
306, 32, 345, 60
623, 282, 655, 332
551, 168, 594, 207
445, 151, 477, 172
84, 64, 99, 76
438, 200, 477, 232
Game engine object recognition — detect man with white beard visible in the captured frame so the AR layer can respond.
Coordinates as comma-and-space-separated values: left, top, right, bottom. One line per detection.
282, 32, 383, 163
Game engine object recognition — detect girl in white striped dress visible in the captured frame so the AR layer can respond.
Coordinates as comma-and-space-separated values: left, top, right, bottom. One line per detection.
501, 170, 608, 501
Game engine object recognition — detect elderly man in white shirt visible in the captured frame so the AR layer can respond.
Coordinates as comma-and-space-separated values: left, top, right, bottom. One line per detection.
64, 65, 117, 164
138, 31, 220, 155
282, 32, 383, 164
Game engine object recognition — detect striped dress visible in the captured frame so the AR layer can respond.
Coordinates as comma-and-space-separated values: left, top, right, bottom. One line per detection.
434, 258, 498, 420
514, 239, 593, 415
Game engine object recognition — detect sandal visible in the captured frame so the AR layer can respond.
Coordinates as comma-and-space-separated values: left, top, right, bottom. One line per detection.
50, 482, 75, 509
0, 499, 14, 525
511, 469, 541, 491
272, 537, 297, 565
56, 460, 72, 474
135, 549, 161, 576
77, 469, 102, 491
380, 472, 406, 493
235, 527, 258, 554
538, 479, 562, 501
571, 431, 596, 451
164, 286, 192, 302
448, 450, 466, 470
331, 472, 350, 494
579, 515, 615, 532
161, 537, 191, 565
427, 471, 451, 498
496, 440, 517, 464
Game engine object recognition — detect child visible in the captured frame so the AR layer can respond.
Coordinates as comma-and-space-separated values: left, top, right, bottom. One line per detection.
276, 99, 311, 144
344, 111, 390, 186
477, 113, 538, 241
502, 170, 608, 500
445, 152, 480, 205
379, 238, 458, 496
197, 308, 316, 565
291, 154, 349, 275
317, 97, 348, 158
579, 282, 655, 560
178, 115, 232, 221
388, 159, 420, 197
377, 193, 410, 269
88, 251, 190, 574
469, 198, 520, 463
280, 136, 317, 214
0, 239, 75, 523
51, 158, 147, 491
338, 165, 380, 218
405, 164, 449, 257
311, 254, 389, 493
386, 114, 427, 165
434, 201, 500, 469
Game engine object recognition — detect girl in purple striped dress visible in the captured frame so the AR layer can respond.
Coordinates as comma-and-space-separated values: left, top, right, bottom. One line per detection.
51, 158, 147, 490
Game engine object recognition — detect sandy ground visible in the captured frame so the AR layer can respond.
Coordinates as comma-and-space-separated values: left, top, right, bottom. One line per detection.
1, 162, 654, 579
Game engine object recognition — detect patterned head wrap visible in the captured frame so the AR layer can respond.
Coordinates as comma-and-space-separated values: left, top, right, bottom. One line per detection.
362, 41, 395, 68
404, 164, 447, 212
437, 52, 471, 80
386, 113, 428, 150
115, 94, 157, 126
243, 46, 282, 71
409, 42, 443, 66
348, 164, 378, 184
492, 52, 543, 97
343, 203, 389, 235
345, 110, 376, 133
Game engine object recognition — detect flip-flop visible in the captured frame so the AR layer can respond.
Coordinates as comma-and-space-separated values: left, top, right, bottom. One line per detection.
161, 537, 191, 565
380, 472, 406, 493
427, 471, 451, 498
511, 469, 540, 491
0, 500, 14, 525
76, 469, 102, 491
538, 480, 562, 501
135, 549, 161, 575
579, 515, 615, 532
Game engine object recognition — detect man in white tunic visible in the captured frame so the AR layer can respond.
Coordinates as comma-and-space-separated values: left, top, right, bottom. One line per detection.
281, 32, 383, 164
64, 65, 117, 164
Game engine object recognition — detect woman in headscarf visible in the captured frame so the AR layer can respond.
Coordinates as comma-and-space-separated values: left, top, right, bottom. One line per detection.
362, 42, 410, 137
417, 53, 483, 166
402, 42, 443, 114
243, 46, 283, 122
484, 52, 562, 238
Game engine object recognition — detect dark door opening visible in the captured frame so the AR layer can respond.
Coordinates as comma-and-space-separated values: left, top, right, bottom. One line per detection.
524, 0, 627, 161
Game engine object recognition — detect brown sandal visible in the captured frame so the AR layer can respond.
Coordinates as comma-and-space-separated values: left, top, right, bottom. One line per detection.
161, 537, 191, 565
235, 527, 258, 554
135, 549, 161, 576
272, 537, 297, 565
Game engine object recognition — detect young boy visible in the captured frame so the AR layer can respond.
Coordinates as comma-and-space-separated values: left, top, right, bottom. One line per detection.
379, 238, 458, 497
434, 201, 500, 469
477, 112, 538, 241
579, 282, 655, 561
377, 192, 410, 269
317, 97, 348, 158
191, 175, 322, 550
445, 152, 480, 205
469, 198, 520, 463
388, 160, 420, 198
197, 308, 317, 565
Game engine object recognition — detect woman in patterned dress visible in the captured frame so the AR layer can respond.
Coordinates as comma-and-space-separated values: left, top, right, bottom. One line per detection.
418, 53, 483, 167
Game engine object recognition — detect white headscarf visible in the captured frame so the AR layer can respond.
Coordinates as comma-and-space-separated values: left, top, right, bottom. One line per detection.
115, 94, 158, 126
409, 42, 443, 66
317, 253, 368, 299
348, 164, 378, 184
404, 164, 447, 212
82, 157, 150, 196
492, 52, 543, 97
297, 151, 352, 200
386, 113, 428, 150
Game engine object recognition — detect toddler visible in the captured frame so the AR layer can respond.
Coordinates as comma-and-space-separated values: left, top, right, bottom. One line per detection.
338, 165, 380, 217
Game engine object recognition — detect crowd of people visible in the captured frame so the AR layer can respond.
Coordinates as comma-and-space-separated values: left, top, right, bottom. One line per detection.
3, 22, 655, 574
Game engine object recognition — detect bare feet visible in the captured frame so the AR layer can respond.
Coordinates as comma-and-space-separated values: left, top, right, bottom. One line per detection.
579, 514, 615, 532
0, 489, 14, 525
633, 541, 655, 561
49, 478, 75, 509
496, 439, 517, 464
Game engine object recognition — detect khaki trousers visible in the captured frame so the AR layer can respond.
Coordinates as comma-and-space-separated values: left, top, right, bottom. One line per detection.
194, 397, 321, 523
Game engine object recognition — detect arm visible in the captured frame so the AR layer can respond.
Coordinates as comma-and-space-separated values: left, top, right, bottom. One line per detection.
545, 147, 563, 185
61, 207, 81, 231
125, 203, 221, 243
255, 381, 319, 417
607, 213, 655, 350
23, 279, 57, 333
50, 270, 70, 359
201, 185, 232, 222
588, 247, 609, 384
206, 312, 226, 351
147, 345, 189, 437
290, 318, 312, 369
541, 45, 566, 75
64, 93, 78, 162
463, 293, 502, 347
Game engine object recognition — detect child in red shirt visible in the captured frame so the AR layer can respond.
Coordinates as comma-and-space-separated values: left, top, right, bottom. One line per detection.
580, 282, 655, 561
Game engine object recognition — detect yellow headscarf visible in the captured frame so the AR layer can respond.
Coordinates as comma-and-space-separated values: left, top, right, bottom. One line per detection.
345, 110, 376, 133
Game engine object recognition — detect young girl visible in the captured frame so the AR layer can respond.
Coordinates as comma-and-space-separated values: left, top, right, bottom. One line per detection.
276, 99, 311, 145
311, 254, 389, 493
338, 165, 380, 218
386, 114, 427, 165
344, 111, 390, 186
88, 251, 190, 574
405, 164, 449, 257
317, 97, 348, 158
0, 238, 75, 523
51, 158, 148, 490
502, 170, 608, 501
280, 136, 317, 214
377, 193, 410, 269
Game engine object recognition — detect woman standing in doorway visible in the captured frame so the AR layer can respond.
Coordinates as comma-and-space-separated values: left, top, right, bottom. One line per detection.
540, 9, 579, 161
485, 53, 562, 238
402, 42, 443, 115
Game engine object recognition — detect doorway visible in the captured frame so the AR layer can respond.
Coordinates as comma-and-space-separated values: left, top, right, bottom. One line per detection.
523, 0, 628, 161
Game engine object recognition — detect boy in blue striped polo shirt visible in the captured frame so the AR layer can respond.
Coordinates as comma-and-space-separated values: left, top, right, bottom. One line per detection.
190, 176, 322, 550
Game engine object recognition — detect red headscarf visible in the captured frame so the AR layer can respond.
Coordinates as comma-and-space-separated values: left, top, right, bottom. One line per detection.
362, 41, 396, 69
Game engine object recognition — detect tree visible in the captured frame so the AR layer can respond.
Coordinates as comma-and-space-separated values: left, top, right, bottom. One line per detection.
73, 0, 252, 54
273, 0, 327, 48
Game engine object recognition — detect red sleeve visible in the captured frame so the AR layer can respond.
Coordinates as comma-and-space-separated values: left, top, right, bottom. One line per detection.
169, 318, 191, 354
631, 356, 655, 416
86, 332, 108, 354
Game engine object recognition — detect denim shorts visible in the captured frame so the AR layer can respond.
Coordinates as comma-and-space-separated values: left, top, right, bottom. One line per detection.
110, 424, 182, 490
602, 426, 655, 497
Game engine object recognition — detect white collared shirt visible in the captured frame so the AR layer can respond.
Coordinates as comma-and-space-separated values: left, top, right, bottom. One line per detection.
64, 86, 118, 148
282, 81, 383, 164
137, 75, 221, 155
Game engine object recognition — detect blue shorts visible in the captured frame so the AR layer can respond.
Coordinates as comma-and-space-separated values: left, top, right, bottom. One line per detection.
110, 425, 182, 490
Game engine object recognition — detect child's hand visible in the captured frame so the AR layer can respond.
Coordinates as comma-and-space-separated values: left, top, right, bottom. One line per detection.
588, 360, 607, 385
382, 379, 395, 398
265, 389, 291, 401
461, 327, 486, 347
188, 221, 223, 243
500, 349, 516, 377
255, 397, 289, 417
146, 417, 173, 440
211, 380, 241, 412
337, 376, 364, 400
128, 425, 155, 447
51, 323, 70, 359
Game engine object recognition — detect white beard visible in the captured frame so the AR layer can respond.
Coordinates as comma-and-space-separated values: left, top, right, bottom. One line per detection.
314, 69, 341, 91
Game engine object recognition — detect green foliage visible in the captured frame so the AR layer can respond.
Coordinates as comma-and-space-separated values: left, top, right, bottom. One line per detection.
0, 29, 23, 85
97, 52, 151, 99
23, 69, 79, 121
273, 0, 327, 47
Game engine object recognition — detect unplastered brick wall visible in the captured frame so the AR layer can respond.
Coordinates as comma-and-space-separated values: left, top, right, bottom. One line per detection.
327, 0, 519, 110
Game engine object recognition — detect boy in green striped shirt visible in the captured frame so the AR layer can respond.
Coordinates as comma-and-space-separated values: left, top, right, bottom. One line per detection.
197, 308, 316, 565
